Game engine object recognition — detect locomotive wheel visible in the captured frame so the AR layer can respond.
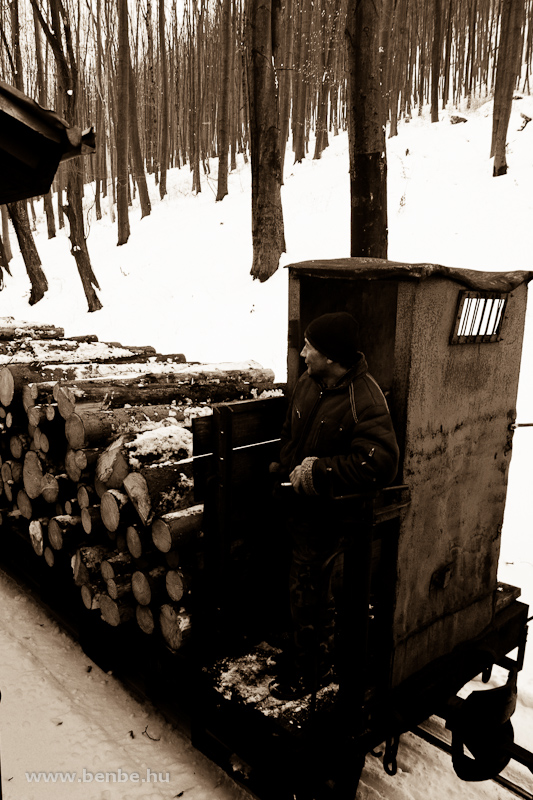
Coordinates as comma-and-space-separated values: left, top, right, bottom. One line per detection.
451, 718, 514, 781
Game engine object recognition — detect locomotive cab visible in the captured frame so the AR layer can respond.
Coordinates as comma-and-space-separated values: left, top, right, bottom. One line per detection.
193, 258, 533, 798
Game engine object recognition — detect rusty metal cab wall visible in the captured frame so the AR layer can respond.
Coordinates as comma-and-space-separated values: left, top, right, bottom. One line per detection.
287, 257, 532, 688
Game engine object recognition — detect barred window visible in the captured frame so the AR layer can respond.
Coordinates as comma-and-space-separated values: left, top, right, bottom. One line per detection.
450, 291, 507, 344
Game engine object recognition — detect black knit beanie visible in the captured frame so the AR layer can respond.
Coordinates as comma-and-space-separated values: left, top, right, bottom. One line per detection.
305, 312, 360, 367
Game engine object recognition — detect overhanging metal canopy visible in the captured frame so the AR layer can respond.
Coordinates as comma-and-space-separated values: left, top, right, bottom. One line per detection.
0, 80, 95, 204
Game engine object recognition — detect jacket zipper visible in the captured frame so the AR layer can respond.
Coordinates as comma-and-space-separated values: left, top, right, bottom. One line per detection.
291, 389, 324, 471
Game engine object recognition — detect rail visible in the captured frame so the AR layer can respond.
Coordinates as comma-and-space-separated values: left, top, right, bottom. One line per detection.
412, 724, 533, 800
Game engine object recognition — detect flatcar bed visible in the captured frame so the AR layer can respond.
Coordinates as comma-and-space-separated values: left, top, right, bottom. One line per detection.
193, 592, 530, 800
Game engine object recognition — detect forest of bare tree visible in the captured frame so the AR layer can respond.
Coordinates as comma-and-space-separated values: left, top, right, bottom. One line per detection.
0, 0, 531, 303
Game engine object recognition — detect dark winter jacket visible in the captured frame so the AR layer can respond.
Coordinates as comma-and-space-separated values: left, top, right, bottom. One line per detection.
279, 353, 400, 498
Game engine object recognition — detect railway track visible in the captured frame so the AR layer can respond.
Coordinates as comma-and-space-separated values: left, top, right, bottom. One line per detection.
412, 724, 533, 800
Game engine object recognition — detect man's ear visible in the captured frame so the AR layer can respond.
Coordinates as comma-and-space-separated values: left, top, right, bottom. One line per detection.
326, 358, 333, 364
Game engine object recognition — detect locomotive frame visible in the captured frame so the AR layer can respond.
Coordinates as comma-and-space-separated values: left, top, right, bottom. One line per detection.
190, 258, 533, 799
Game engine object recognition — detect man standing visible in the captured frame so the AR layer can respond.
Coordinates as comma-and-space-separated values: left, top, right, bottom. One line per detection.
270, 311, 399, 700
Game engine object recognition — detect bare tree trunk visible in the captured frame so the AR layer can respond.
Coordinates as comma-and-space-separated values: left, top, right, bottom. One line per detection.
34, 7, 57, 238
30, 0, 102, 312
216, 0, 232, 200
116, 0, 130, 245
431, 0, 443, 122
346, 0, 388, 258
159, 0, 169, 198
63, 169, 103, 310
8, 0, 49, 304
230, 0, 238, 171
0, 233, 9, 277
379, 0, 394, 122
189, 0, 202, 193
491, 0, 524, 175
314, 0, 342, 159
146, 0, 157, 176
246, 0, 286, 281
442, 0, 453, 109
128, 49, 151, 218
293, 0, 311, 163
278, 0, 294, 179
1, 207, 12, 263
7, 202, 49, 304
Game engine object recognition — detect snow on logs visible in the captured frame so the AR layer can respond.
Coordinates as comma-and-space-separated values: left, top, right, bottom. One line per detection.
0, 318, 280, 651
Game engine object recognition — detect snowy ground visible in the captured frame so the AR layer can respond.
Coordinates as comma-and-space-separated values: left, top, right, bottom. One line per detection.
1, 96, 533, 798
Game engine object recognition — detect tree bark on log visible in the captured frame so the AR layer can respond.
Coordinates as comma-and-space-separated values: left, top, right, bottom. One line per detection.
80, 579, 106, 611
65, 405, 186, 449
100, 550, 133, 582
72, 544, 110, 586
106, 574, 132, 601
151, 505, 203, 553
123, 466, 194, 526
49, 365, 275, 417
95, 437, 132, 489
0, 340, 157, 367
159, 605, 192, 651
0, 321, 64, 340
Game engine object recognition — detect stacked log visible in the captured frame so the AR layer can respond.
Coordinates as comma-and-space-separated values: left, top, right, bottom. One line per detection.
0, 318, 280, 653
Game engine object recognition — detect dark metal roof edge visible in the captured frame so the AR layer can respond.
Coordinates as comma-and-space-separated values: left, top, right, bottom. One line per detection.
284, 259, 533, 292
0, 80, 70, 138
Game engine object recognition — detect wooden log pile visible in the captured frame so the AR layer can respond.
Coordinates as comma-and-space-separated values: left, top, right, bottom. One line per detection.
0, 318, 279, 652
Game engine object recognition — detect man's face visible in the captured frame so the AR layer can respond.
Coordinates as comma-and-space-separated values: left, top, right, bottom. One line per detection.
301, 339, 330, 379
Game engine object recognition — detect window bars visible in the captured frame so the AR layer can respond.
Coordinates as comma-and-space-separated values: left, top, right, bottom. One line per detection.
451, 291, 508, 344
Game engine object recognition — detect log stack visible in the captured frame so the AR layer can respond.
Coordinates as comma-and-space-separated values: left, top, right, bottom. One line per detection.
0, 318, 280, 652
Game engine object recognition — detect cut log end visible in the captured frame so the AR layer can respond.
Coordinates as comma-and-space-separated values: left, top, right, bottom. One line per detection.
23, 450, 44, 499
165, 569, 191, 603
126, 525, 143, 559
123, 472, 151, 526
0, 367, 15, 407
99, 594, 134, 627
29, 519, 46, 556
136, 604, 155, 634
100, 490, 128, 532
